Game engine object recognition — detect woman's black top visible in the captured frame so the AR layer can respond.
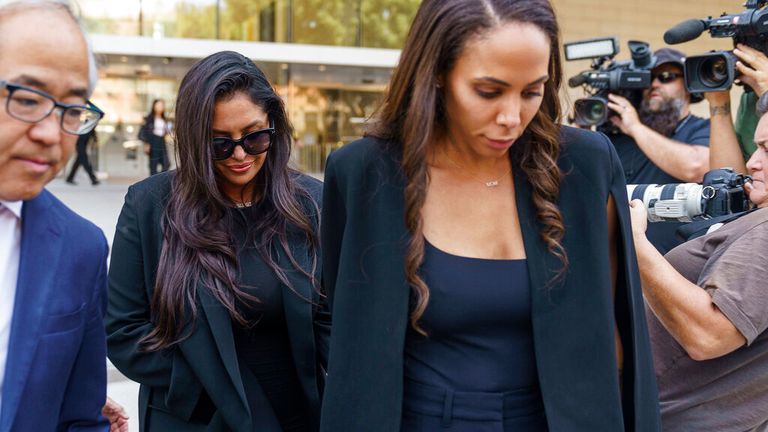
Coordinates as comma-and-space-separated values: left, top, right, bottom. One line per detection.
404, 239, 541, 394
228, 207, 311, 432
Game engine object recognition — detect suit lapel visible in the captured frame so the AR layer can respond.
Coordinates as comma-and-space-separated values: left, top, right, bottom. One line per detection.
0, 191, 63, 431
195, 288, 251, 417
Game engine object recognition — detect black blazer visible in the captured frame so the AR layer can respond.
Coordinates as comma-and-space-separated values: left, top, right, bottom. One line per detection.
320, 127, 661, 431
106, 171, 329, 432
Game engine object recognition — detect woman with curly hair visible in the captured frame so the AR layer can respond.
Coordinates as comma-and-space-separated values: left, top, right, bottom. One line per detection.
319, 0, 660, 430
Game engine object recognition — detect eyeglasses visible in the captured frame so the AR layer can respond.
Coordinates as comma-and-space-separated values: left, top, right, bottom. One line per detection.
0, 80, 104, 135
211, 120, 275, 160
652, 71, 682, 84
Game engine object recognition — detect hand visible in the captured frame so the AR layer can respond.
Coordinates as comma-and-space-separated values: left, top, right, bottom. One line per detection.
629, 199, 649, 239
607, 93, 641, 136
704, 90, 730, 106
734, 44, 768, 96
143, 143, 151, 156
102, 396, 129, 432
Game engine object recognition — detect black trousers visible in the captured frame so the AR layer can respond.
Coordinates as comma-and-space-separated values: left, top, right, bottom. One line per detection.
148, 135, 169, 175
67, 143, 98, 184
401, 380, 548, 432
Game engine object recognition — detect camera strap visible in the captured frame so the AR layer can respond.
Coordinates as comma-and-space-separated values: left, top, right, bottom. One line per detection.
675, 209, 758, 241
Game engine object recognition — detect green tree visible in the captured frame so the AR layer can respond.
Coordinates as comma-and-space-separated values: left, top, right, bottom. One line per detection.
361, 0, 419, 48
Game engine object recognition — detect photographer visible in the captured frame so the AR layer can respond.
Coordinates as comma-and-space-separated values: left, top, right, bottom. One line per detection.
706, 43, 768, 208
609, 47, 711, 254
630, 109, 768, 431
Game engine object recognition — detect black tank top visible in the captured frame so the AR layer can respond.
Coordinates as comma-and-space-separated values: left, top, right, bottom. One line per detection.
404, 239, 540, 392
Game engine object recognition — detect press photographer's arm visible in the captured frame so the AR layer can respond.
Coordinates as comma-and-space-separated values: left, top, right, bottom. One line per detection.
707, 43, 768, 177
629, 200, 746, 360
608, 92, 709, 182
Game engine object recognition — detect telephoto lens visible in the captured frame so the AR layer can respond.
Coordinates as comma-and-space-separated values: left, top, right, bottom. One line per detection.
626, 183, 705, 222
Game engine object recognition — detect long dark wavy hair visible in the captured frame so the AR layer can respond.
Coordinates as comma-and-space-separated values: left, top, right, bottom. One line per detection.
140, 51, 319, 351
367, 0, 567, 333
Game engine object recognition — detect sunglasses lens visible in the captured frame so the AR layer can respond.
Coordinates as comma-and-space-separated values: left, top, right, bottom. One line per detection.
212, 139, 234, 160
243, 131, 271, 154
656, 72, 678, 84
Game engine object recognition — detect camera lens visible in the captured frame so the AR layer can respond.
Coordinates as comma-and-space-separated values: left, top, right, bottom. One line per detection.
575, 98, 606, 125
699, 56, 729, 88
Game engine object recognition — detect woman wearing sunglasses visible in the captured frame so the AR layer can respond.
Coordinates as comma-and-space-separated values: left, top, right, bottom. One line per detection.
106, 51, 329, 432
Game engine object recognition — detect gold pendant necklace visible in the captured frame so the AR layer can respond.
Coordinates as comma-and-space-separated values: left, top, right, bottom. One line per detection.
442, 152, 511, 188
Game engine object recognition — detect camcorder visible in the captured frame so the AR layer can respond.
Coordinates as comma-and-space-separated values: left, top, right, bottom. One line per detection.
664, 0, 768, 92
565, 37, 653, 127
627, 168, 752, 223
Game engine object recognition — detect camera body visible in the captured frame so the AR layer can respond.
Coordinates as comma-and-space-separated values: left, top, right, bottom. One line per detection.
565, 38, 654, 127
628, 168, 752, 222
665, 0, 768, 92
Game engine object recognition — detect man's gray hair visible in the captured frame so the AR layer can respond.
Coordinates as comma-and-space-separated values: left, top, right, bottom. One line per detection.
0, 0, 98, 97
757, 91, 768, 117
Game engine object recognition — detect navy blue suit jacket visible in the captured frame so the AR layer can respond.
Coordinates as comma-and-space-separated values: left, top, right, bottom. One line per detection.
0, 189, 109, 431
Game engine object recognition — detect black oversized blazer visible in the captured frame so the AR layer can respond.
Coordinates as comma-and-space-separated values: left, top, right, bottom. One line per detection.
106, 171, 329, 431
320, 127, 661, 431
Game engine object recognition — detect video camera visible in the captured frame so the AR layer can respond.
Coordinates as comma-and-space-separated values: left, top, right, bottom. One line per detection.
664, 0, 768, 92
565, 37, 654, 127
627, 168, 752, 222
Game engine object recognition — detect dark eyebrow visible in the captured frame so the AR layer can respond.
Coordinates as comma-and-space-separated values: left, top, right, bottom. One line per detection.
474, 75, 549, 87
212, 119, 268, 136
10, 74, 88, 99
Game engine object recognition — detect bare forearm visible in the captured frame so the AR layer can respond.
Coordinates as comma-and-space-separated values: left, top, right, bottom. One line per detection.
633, 234, 742, 360
708, 101, 748, 173
629, 123, 710, 182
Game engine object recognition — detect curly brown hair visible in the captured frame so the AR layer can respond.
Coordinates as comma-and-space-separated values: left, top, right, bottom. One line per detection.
366, 0, 567, 334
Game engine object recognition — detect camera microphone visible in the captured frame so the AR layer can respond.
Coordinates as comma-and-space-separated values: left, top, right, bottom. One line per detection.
568, 72, 589, 88
664, 19, 708, 44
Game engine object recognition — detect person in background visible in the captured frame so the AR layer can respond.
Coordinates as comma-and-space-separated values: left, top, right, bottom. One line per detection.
629, 107, 768, 432
606, 47, 711, 254
107, 51, 329, 431
66, 127, 100, 185
139, 98, 170, 175
0, 0, 110, 430
319, 0, 660, 430
705, 43, 768, 208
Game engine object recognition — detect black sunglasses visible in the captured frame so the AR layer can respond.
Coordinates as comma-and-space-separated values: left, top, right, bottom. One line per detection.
211, 120, 275, 161
652, 71, 682, 84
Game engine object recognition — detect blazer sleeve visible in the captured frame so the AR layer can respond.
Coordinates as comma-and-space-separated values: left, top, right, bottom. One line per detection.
314, 290, 332, 373
105, 185, 174, 388
58, 235, 110, 431
304, 176, 332, 372
320, 152, 346, 311
604, 132, 663, 429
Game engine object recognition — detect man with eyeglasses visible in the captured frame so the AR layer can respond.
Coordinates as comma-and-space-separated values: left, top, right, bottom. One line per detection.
0, 1, 118, 431
606, 47, 711, 254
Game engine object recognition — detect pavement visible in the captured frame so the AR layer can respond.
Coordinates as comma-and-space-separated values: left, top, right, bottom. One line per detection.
48, 176, 140, 431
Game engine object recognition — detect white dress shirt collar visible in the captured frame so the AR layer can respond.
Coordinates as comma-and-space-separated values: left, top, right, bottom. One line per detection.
0, 200, 22, 220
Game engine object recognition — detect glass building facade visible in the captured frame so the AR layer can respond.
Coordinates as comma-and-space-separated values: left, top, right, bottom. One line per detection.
79, 0, 419, 177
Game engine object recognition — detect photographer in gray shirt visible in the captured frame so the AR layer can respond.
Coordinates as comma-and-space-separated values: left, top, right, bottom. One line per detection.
630, 108, 768, 431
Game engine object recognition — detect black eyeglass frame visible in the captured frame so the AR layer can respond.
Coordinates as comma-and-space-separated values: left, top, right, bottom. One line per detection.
651, 71, 683, 84
211, 120, 276, 161
0, 80, 104, 136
